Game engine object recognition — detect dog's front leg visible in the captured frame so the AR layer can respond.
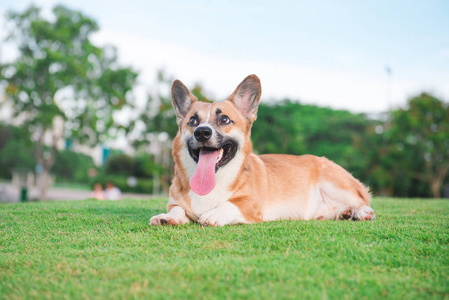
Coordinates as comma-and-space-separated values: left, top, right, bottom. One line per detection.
150, 206, 191, 226
198, 201, 248, 226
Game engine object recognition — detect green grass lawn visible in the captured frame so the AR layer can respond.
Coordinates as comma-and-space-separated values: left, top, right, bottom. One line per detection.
1, 198, 448, 299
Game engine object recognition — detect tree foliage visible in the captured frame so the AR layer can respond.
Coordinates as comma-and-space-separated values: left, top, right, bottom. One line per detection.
387, 93, 449, 197
0, 5, 138, 200
355, 93, 449, 198
252, 100, 370, 178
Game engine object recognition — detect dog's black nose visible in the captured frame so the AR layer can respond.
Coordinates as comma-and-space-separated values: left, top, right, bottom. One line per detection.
194, 126, 212, 142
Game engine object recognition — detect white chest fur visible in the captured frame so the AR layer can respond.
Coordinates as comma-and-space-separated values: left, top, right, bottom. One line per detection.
180, 137, 245, 220
188, 189, 232, 221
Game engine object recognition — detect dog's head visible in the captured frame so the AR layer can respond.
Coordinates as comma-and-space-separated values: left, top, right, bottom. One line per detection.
172, 75, 262, 196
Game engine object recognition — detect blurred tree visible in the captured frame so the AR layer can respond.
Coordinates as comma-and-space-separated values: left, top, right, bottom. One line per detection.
252, 101, 306, 155
387, 93, 449, 198
355, 120, 407, 197
0, 5, 138, 200
252, 100, 370, 178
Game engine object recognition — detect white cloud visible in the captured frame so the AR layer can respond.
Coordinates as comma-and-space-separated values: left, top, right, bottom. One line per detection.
93, 29, 449, 114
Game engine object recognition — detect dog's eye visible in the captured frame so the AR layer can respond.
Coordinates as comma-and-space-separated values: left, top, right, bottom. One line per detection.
188, 116, 198, 126
220, 115, 231, 124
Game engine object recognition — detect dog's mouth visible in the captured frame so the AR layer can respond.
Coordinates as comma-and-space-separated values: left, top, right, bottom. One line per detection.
188, 141, 237, 172
187, 140, 238, 196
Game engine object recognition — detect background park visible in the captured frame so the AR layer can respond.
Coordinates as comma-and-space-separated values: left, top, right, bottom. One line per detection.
0, 1, 448, 299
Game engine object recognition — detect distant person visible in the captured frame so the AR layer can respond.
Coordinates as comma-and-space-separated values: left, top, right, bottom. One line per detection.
92, 183, 106, 200
105, 182, 121, 200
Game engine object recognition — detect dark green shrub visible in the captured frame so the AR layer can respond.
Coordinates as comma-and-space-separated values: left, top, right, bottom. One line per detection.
104, 154, 164, 178
0, 140, 36, 179
104, 154, 135, 176
0, 125, 35, 179
52, 150, 95, 183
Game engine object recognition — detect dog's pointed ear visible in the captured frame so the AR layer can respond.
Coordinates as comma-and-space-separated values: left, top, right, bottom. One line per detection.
171, 80, 197, 124
228, 74, 262, 123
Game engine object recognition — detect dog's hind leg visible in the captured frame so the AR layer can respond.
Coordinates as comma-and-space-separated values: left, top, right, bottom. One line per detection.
353, 205, 375, 220
338, 207, 354, 220
313, 180, 374, 221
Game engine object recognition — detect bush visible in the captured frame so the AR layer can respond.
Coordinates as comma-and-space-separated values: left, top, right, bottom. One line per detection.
104, 154, 164, 178
0, 140, 36, 179
52, 150, 95, 183
104, 154, 134, 176
0, 125, 35, 179
93, 153, 168, 194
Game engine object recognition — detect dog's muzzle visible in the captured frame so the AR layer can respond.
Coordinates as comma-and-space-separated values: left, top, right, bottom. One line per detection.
193, 126, 212, 143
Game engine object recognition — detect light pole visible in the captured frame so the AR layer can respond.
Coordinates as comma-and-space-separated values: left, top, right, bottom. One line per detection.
385, 65, 392, 124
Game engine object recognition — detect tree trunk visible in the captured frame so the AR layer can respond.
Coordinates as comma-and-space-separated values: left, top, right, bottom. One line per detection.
430, 181, 441, 199
35, 129, 45, 201
35, 128, 59, 201
39, 168, 49, 201
434, 163, 449, 199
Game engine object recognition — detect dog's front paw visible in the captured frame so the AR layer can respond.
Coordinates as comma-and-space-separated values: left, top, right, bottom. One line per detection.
198, 209, 228, 226
198, 202, 248, 227
150, 213, 185, 226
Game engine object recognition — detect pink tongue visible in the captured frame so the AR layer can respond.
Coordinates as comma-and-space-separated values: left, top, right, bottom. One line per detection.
190, 150, 220, 196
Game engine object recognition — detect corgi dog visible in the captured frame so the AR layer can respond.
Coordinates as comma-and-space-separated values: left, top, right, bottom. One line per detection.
150, 75, 375, 226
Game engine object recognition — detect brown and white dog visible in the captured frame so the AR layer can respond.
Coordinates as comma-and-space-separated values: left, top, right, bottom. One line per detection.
150, 75, 375, 226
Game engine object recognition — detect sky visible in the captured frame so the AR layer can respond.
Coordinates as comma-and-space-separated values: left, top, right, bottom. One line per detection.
0, 0, 448, 113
